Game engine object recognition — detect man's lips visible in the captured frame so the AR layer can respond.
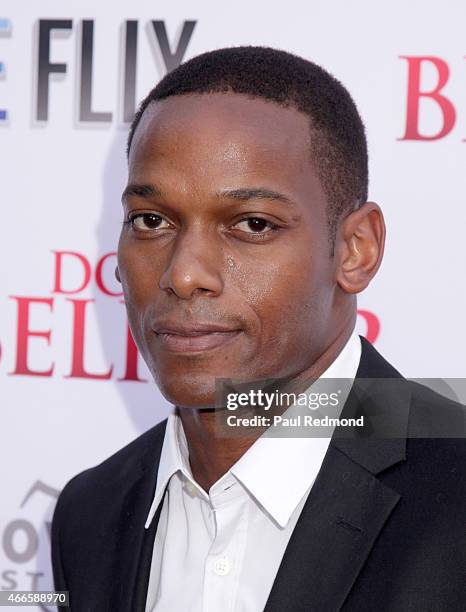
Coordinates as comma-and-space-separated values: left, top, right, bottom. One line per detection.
152, 323, 243, 353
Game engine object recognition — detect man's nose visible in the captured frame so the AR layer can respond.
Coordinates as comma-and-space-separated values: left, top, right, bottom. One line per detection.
159, 230, 224, 299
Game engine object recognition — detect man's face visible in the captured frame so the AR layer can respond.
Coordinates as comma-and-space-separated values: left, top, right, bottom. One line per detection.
117, 93, 340, 408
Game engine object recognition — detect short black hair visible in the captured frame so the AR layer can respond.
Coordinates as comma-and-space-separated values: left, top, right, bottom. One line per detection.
127, 46, 368, 245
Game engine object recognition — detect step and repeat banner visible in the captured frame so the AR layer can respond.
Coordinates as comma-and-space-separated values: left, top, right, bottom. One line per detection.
1, 0, 465, 606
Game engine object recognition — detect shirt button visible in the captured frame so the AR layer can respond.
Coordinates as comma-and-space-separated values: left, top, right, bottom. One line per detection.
213, 558, 231, 576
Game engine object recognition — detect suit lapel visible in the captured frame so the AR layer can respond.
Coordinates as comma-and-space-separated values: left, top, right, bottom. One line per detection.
132, 498, 165, 612
106, 421, 167, 612
265, 337, 410, 611
264, 444, 401, 611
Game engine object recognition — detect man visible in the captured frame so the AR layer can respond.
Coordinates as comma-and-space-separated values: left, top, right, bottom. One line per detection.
51, 46, 465, 611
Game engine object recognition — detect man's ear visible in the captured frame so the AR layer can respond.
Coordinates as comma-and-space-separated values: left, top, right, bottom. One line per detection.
115, 266, 121, 283
335, 201, 385, 294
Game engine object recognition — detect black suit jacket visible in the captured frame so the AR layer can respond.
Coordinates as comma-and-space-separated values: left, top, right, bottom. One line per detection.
51, 337, 466, 611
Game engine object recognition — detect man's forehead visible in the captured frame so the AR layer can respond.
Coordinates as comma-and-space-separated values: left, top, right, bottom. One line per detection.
126, 93, 326, 215
129, 92, 312, 160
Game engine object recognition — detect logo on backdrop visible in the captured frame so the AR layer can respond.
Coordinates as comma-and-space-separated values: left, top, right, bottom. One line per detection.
0, 18, 10, 121
1, 481, 59, 609
6, 250, 147, 382
0, 17, 465, 139
0, 18, 196, 125
1, 251, 381, 380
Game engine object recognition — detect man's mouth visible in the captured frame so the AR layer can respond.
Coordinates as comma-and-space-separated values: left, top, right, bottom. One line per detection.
152, 322, 243, 353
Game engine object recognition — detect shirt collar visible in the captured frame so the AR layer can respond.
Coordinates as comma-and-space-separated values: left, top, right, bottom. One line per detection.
230, 328, 361, 527
145, 329, 362, 529
144, 413, 191, 528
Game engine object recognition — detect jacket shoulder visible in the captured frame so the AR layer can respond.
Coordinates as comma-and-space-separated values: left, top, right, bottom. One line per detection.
407, 379, 466, 438
55, 418, 168, 513
359, 336, 465, 438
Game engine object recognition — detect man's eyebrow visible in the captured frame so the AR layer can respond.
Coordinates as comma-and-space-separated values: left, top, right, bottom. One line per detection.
121, 183, 164, 201
121, 184, 297, 207
218, 187, 297, 207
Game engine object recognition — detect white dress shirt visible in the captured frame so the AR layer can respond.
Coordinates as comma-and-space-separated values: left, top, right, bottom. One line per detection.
144, 330, 362, 612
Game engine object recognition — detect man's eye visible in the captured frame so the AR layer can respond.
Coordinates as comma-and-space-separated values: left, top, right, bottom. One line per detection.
233, 217, 277, 234
129, 213, 170, 231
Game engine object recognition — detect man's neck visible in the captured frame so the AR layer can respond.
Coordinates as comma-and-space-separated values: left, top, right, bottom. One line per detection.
177, 326, 356, 493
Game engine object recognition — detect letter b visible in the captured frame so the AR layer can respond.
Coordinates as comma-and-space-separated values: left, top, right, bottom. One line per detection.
399, 56, 456, 141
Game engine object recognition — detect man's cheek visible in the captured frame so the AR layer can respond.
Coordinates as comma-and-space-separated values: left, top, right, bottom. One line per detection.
262, 275, 318, 342
230, 256, 282, 306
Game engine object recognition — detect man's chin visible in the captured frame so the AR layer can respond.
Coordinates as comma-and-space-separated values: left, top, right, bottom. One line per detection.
154, 374, 218, 410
